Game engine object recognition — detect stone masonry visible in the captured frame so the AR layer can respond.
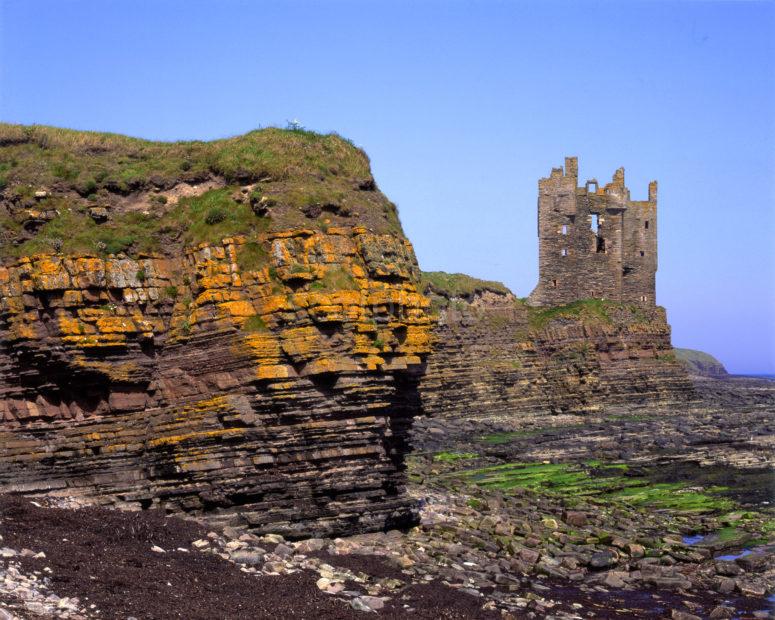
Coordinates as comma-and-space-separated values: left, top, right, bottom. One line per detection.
528, 157, 657, 306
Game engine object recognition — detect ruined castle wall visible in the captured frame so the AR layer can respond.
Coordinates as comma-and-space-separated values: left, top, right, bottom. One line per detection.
529, 158, 657, 307
534, 167, 579, 304
621, 193, 657, 304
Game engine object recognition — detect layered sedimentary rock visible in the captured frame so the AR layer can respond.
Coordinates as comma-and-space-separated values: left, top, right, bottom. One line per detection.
0, 125, 432, 538
420, 278, 696, 420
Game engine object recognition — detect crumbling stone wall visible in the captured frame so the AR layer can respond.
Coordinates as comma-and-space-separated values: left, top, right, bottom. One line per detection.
528, 157, 657, 306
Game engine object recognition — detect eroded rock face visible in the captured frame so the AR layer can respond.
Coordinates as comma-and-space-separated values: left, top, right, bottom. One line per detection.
420, 289, 696, 420
0, 227, 432, 538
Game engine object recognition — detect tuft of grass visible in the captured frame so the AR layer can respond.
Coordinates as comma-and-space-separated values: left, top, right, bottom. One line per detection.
236, 241, 269, 272
242, 314, 268, 332
310, 266, 358, 291
466, 498, 485, 510
204, 206, 227, 225
162, 285, 179, 299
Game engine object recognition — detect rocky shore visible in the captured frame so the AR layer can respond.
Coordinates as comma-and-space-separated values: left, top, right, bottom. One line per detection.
2, 375, 773, 619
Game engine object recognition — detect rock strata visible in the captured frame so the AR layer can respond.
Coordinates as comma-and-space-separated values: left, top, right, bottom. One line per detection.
420, 277, 697, 420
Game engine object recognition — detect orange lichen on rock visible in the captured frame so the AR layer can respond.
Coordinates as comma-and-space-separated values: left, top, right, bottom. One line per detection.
0, 223, 433, 538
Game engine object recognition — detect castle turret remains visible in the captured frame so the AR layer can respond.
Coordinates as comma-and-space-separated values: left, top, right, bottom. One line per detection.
528, 157, 657, 306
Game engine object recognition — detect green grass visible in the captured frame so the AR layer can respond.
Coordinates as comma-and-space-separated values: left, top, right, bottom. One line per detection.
0, 123, 406, 257
607, 482, 733, 512
481, 424, 586, 444
236, 241, 270, 272
169, 187, 270, 246
7, 206, 163, 257
0, 124, 372, 193
420, 271, 511, 300
8, 187, 271, 258
242, 314, 268, 332
527, 298, 612, 330
673, 348, 728, 375
481, 430, 541, 444
309, 267, 358, 291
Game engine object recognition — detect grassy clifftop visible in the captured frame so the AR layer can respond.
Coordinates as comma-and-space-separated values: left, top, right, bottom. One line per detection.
0, 124, 403, 259
421, 271, 667, 332
420, 271, 512, 300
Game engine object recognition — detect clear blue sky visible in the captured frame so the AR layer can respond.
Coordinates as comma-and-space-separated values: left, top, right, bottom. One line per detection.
1, 0, 773, 373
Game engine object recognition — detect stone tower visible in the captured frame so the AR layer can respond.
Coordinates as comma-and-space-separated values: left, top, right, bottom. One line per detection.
528, 157, 657, 307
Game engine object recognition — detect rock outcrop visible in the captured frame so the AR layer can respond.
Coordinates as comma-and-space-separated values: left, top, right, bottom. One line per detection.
0, 125, 432, 538
419, 274, 696, 420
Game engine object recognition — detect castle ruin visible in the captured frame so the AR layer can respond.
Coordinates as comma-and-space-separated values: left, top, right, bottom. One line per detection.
528, 157, 657, 307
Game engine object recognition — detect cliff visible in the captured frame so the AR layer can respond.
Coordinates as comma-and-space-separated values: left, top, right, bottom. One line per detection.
419, 273, 696, 420
0, 125, 432, 537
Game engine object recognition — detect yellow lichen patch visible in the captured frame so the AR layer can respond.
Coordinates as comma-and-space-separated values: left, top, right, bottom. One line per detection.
148, 428, 245, 449
194, 289, 230, 304
397, 325, 432, 350
96, 316, 138, 334
198, 273, 233, 289
353, 333, 377, 354
34, 256, 63, 275
244, 332, 282, 357
8, 322, 39, 341
363, 355, 386, 370
302, 357, 358, 375
269, 229, 316, 240
72, 359, 141, 382
256, 364, 292, 380
172, 397, 230, 422
219, 300, 255, 318
280, 326, 320, 358
254, 294, 294, 315
57, 316, 85, 336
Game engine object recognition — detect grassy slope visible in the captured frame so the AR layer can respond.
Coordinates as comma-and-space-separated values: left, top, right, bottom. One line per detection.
0, 124, 403, 259
420, 271, 512, 299
421, 271, 653, 332
674, 348, 728, 376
